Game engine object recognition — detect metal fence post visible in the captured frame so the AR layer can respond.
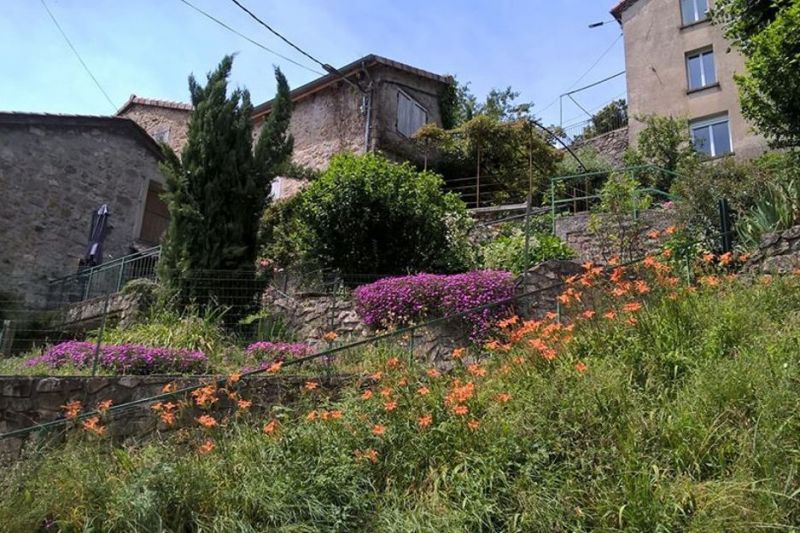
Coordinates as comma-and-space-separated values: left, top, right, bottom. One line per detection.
84, 269, 93, 300
719, 198, 733, 254
116, 256, 127, 292
522, 192, 533, 286
90, 293, 111, 377
0, 320, 14, 357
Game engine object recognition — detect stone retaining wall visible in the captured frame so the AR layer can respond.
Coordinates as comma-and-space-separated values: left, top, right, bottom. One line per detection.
555, 207, 676, 264
0, 374, 350, 463
746, 225, 800, 274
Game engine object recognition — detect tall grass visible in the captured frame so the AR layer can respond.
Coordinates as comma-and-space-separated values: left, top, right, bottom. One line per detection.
2, 276, 800, 531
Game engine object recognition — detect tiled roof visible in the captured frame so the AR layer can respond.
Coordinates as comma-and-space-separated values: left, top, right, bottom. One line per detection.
253, 54, 452, 119
116, 94, 192, 115
0, 111, 164, 158
610, 0, 640, 21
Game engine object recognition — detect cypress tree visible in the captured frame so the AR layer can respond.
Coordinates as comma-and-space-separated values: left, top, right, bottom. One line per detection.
158, 56, 293, 307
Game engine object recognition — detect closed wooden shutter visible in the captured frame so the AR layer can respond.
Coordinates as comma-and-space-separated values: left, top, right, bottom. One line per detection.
396, 90, 428, 137
139, 181, 170, 245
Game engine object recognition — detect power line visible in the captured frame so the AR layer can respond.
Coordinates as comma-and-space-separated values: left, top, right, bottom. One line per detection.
39, 0, 117, 112
539, 33, 623, 115
227, 0, 366, 93
228, 0, 328, 69
177, 0, 324, 76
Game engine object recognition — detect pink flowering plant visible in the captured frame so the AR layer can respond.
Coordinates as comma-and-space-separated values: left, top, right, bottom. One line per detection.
353, 270, 515, 340
24, 340, 208, 375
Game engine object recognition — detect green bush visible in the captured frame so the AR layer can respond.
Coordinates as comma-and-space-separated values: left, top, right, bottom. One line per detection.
261, 153, 476, 276
624, 114, 699, 190
735, 151, 800, 248
481, 225, 574, 274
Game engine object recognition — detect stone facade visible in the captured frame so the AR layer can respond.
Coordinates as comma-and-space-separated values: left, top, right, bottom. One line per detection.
0, 113, 166, 305
251, 54, 451, 172
745, 225, 800, 274
116, 96, 192, 155
555, 207, 676, 264
572, 126, 629, 168
613, 0, 768, 160
0, 374, 350, 462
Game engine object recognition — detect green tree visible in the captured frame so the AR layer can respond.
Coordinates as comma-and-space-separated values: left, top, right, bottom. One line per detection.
159, 56, 292, 304
283, 153, 474, 276
624, 114, 699, 190
713, 0, 800, 147
579, 99, 628, 139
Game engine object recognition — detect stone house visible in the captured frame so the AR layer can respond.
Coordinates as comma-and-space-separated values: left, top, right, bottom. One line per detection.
120, 54, 452, 195
0, 113, 168, 304
251, 54, 452, 170
116, 96, 192, 155
611, 0, 768, 159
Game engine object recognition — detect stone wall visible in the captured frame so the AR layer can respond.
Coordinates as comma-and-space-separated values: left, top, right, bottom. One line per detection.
117, 104, 191, 155
0, 115, 166, 306
555, 207, 676, 264
254, 81, 368, 171
745, 225, 800, 274
572, 126, 629, 168
0, 374, 350, 462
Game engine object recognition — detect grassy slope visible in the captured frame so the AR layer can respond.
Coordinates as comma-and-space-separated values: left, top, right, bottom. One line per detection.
2, 276, 800, 531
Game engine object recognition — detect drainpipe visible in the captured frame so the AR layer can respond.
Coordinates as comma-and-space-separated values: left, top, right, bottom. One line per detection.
360, 62, 375, 153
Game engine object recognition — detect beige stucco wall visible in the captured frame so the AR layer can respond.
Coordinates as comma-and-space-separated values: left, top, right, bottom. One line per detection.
117, 105, 191, 155
621, 0, 767, 159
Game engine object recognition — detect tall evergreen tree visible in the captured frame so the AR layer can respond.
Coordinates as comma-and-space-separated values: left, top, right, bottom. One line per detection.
158, 56, 293, 305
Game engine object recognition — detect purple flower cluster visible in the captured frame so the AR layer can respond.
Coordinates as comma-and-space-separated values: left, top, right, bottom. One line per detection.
25, 340, 207, 375
353, 270, 515, 340
245, 341, 312, 361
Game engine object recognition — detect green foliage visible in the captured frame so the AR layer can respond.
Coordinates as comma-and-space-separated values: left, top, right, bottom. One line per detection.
101, 306, 230, 367
158, 57, 292, 306
481, 225, 575, 274
589, 171, 653, 261
6, 278, 800, 530
267, 153, 475, 276
736, 180, 800, 248
714, 0, 800, 147
671, 156, 774, 247
578, 98, 628, 140
624, 115, 699, 190
258, 193, 312, 271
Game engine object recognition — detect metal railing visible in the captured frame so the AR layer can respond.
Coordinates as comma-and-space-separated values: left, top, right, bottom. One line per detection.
548, 165, 680, 231
47, 246, 161, 307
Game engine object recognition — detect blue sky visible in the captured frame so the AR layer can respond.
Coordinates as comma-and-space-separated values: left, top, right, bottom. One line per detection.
0, 0, 626, 129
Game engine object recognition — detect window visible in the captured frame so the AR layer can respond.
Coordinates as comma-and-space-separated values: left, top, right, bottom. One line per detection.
690, 114, 732, 157
396, 90, 428, 138
686, 49, 716, 91
681, 0, 709, 25
152, 127, 170, 144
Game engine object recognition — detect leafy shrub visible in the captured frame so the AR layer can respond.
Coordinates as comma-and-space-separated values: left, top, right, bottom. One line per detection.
24, 340, 207, 374
588, 171, 653, 261
734, 151, 800, 248
624, 114, 699, 190
481, 226, 574, 274
671, 156, 774, 247
101, 308, 229, 360
260, 153, 476, 276
353, 270, 514, 340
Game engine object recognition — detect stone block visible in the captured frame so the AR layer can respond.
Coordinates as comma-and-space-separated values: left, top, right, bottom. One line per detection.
1, 380, 33, 398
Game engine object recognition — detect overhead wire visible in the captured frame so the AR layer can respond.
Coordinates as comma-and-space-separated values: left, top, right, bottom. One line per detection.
538, 33, 624, 115
39, 0, 117, 112
177, 0, 324, 76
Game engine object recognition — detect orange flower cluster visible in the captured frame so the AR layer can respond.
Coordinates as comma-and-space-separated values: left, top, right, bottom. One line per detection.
198, 439, 215, 454
354, 448, 379, 463
191, 385, 218, 408
263, 419, 279, 435
62, 400, 81, 421
196, 414, 218, 428
445, 380, 475, 406
418, 414, 433, 429
96, 399, 113, 413
304, 380, 319, 391
81, 416, 106, 436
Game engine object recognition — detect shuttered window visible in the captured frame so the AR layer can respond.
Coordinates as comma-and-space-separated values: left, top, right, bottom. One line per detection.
396, 90, 428, 138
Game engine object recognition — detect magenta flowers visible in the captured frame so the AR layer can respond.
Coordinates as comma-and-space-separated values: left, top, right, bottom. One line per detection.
25, 340, 207, 375
353, 270, 515, 340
